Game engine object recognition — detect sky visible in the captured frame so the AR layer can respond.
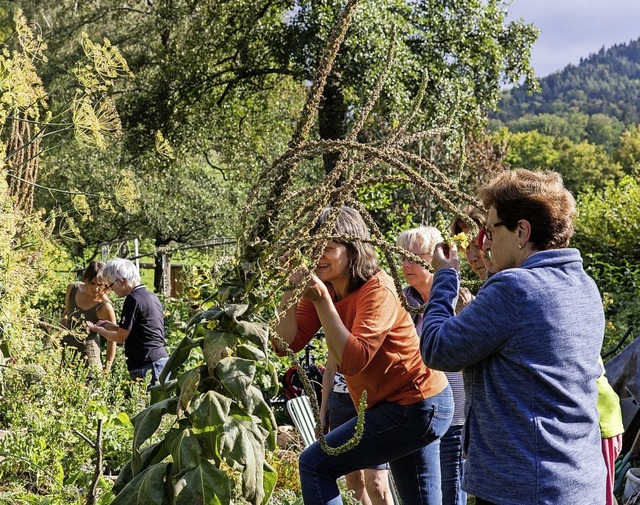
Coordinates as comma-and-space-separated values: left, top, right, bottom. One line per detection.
506, 0, 640, 78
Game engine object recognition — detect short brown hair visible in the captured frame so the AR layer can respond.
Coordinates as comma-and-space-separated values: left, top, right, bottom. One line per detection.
478, 169, 575, 250
83, 261, 106, 285
314, 206, 379, 293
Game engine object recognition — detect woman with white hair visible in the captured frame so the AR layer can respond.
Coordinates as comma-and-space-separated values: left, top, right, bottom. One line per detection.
397, 225, 468, 505
87, 258, 169, 386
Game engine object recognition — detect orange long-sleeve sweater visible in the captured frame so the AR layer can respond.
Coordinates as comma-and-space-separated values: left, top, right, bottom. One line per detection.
288, 270, 448, 409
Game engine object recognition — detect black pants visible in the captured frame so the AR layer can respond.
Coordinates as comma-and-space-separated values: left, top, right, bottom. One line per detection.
475, 498, 497, 505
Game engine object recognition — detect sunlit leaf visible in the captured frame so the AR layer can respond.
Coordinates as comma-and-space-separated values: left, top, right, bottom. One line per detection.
111, 462, 170, 505
173, 458, 231, 505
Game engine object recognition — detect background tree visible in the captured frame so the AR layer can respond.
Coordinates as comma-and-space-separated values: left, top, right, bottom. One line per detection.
14, 0, 303, 286
12, 0, 538, 275
281, 0, 538, 173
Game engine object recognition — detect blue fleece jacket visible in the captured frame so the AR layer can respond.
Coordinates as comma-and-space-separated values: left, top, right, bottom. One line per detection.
421, 248, 605, 505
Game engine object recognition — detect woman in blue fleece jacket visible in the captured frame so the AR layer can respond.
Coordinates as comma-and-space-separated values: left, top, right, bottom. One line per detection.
421, 169, 606, 505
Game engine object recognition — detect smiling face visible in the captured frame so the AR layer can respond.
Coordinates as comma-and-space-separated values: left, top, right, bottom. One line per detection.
316, 241, 350, 294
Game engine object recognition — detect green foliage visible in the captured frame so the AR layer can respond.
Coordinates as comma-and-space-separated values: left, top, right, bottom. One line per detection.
112, 302, 278, 505
494, 127, 625, 194
0, 352, 146, 503
490, 112, 627, 150
573, 175, 640, 350
574, 175, 640, 262
495, 38, 640, 125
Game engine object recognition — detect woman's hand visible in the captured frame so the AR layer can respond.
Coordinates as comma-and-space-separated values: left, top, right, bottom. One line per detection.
432, 242, 461, 273
86, 320, 99, 332
301, 274, 330, 303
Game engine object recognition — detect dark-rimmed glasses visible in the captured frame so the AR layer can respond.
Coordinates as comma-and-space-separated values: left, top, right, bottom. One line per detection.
477, 221, 506, 249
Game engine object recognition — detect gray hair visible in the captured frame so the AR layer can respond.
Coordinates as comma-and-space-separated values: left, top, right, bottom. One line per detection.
103, 258, 141, 285
396, 226, 443, 256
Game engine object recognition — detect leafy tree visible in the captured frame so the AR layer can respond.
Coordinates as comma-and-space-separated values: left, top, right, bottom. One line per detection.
494, 128, 624, 194
281, 0, 539, 173
573, 175, 640, 347
13, 0, 538, 288
574, 174, 640, 265
615, 124, 640, 172
555, 140, 623, 193
14, 0, 302, 278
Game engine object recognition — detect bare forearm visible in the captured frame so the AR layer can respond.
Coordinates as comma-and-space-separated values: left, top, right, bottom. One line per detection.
314, 299, 349, 364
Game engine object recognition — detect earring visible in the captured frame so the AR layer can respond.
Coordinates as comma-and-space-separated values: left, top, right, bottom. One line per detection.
518, 244, 523, 249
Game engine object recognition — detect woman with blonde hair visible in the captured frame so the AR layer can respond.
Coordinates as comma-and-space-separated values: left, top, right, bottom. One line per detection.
397, 225, 468, 505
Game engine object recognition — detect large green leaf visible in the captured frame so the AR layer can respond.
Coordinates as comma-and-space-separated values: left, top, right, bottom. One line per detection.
177, 367, 202, 417
131, 397, 178, 475
235, 320, 269, 349
261, 461, 278, 505
203, 331, 238, 375
111, 462, 170, 505
187, 305, 225, 327
235, 343, 266, 361
215, 357, 255, 409
245, 385, 277, 450
169, 428, 202, 477
222, 416, 267, 504
224, 303, 249, 320
112, 460, 133, 495
136, 440, 170, 474
158, 336, 203, 389
173, 457, 231, 505
189, 390, 232, 429
189, 391, 232, 461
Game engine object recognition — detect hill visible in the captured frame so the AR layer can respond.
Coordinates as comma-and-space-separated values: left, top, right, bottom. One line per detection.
493, 38, 640, 125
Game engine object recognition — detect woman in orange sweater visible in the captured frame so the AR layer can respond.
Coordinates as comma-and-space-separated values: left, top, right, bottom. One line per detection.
275, 206, 452, 505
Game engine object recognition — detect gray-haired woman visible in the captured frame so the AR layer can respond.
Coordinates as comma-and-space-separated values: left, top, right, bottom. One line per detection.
87, 258, 168, 386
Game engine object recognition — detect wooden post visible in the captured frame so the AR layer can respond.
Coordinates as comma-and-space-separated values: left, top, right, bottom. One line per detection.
160, 253, 172, 297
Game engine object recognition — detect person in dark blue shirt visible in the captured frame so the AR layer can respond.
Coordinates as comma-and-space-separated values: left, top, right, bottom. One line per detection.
88, 258, 168, 386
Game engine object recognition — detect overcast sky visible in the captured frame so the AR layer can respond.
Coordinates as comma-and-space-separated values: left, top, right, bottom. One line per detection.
506, 0, 640, 78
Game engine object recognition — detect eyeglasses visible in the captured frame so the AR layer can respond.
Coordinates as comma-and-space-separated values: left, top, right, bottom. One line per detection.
401, 252, 432, 264
477, 221, 506, 248
106, 280, 117, 290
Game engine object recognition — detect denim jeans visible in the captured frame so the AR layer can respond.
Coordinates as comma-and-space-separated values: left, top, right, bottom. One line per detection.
440, 423, 466, 505
128, 356, 168, 387
299, 385, 453, 505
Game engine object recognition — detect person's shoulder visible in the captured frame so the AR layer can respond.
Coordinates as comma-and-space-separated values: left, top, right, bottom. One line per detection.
66, 282, 80, 293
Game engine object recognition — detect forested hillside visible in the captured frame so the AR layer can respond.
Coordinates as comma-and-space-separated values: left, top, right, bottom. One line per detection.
494, 37, 640, 125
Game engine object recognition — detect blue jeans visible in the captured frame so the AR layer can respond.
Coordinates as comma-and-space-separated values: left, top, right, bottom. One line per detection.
129, 356, 168, 387
440, 424, 466, 505
299, 386, 453, 505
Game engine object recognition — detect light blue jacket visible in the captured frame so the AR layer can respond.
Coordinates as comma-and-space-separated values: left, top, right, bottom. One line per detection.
421, 248, 605, 505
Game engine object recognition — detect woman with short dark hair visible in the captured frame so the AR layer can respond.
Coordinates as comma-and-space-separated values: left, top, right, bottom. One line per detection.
421, 169, 606, 504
